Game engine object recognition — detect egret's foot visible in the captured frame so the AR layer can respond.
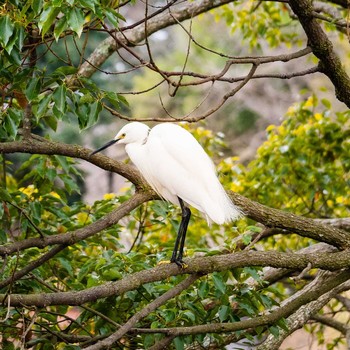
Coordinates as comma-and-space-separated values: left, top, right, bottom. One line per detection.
157, 260, 171, 265
170, 258, 188, 269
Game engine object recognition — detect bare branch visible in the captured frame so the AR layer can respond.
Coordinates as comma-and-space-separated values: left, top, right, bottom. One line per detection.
77, 0, 237, 79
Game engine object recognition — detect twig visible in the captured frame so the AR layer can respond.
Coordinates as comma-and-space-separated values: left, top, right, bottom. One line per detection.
0, 294, 11, 322
7, 201, 45, 239
21, 309, 38, 350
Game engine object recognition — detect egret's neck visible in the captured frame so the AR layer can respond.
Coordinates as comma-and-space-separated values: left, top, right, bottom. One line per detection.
125, 142, 146, 166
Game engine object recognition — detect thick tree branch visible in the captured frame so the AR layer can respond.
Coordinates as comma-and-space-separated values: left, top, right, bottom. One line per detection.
0, 139, 348, 255
317, 218, 350, 232
229, 192, 350, 249
3, 250, 350, 307
312, 314, 349, 335
248, 243, 338, 288
288, 0, 350, 107
0, 137, 144, 189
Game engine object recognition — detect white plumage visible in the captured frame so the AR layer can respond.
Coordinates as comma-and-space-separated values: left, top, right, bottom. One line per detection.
91, 122, 242, 266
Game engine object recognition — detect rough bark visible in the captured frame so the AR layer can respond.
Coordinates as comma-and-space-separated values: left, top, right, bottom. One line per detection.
288, 0, 350, 107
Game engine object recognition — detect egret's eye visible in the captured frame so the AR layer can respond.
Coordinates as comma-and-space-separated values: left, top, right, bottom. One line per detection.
120, 133, 126, 138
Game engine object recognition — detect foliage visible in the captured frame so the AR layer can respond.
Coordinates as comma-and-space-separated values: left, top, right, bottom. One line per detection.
242, 96, 350, 217
0, 0, 349, 349
219, 1, 301, 49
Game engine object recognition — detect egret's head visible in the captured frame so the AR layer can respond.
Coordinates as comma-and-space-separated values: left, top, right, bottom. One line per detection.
114, 122, 150, 145
90, 122, 150, 156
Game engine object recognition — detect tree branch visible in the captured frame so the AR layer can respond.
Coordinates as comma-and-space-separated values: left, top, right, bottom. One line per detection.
288, 0, 350, 107
134, 269, 350, 337
0, 136, 146, 189
85, 274, 201, 350
77, 0, 237, 79
0, 139, 348, 254
0, 191, 152, 257
0, 244, 67, 289
229, 192, 350, 250
257, 274, 350, 349
3, 250, 350, 307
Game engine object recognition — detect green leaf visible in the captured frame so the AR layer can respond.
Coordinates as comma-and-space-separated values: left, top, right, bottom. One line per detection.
37, 94, 52, 118
54, 16, 67, 40
198, 280, 209, 299
104, 91, 122, 108
7, 47, 21, 65
184, 310, 197, 322
52, 85, 67, 113
53, 66, 78, 76
4, 25, 20, 54
101, 267, 122, 280
32, 0, 44, 15
242, 233, 252, 245
212, 273, 226, 295
26, 77, 41, 101
43, 114, 58, 131
0, 188, 13, 202
67, 7, 85, 37
79, 93, 94, 104
88, 101, 102, 127
276, 317, 289, 331
5, 109, 22, 139
59, 174, 80, 194
321, 98, 331, 109
29, 201, 42, 223
54, 155, 71, 173
38, 6, 60, 37
77, 101, 101, 130
15, 25, 25, 51
57, 257, 74, 276
116, 93, 129, 107
4, 115, 17, 139
105, 8, 121, 28
78, 0, 97, 12
244, 267, 262, 282
174, 337, 185, 350
0, 15, 15, 47
246, 225, 262, 233
218, 305, 229, 322
269, 325, 280, 338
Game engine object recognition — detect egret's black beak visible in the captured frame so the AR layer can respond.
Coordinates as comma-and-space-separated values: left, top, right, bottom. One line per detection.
90, 139, 118, 156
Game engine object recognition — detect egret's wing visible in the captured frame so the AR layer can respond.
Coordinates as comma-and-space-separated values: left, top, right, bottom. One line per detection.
146, 124, 218, 205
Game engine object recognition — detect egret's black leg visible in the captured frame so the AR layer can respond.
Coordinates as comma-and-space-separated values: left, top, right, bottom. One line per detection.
171, 197, 191, 267
177, 206, 191, 263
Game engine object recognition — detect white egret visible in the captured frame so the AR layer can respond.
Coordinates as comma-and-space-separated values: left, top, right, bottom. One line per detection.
91, 122, 242, 266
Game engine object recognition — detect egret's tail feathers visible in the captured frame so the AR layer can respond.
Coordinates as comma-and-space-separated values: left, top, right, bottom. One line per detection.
205, 188, 243, 225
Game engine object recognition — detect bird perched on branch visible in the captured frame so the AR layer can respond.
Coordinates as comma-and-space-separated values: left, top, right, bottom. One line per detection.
91, 122, 242, 267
